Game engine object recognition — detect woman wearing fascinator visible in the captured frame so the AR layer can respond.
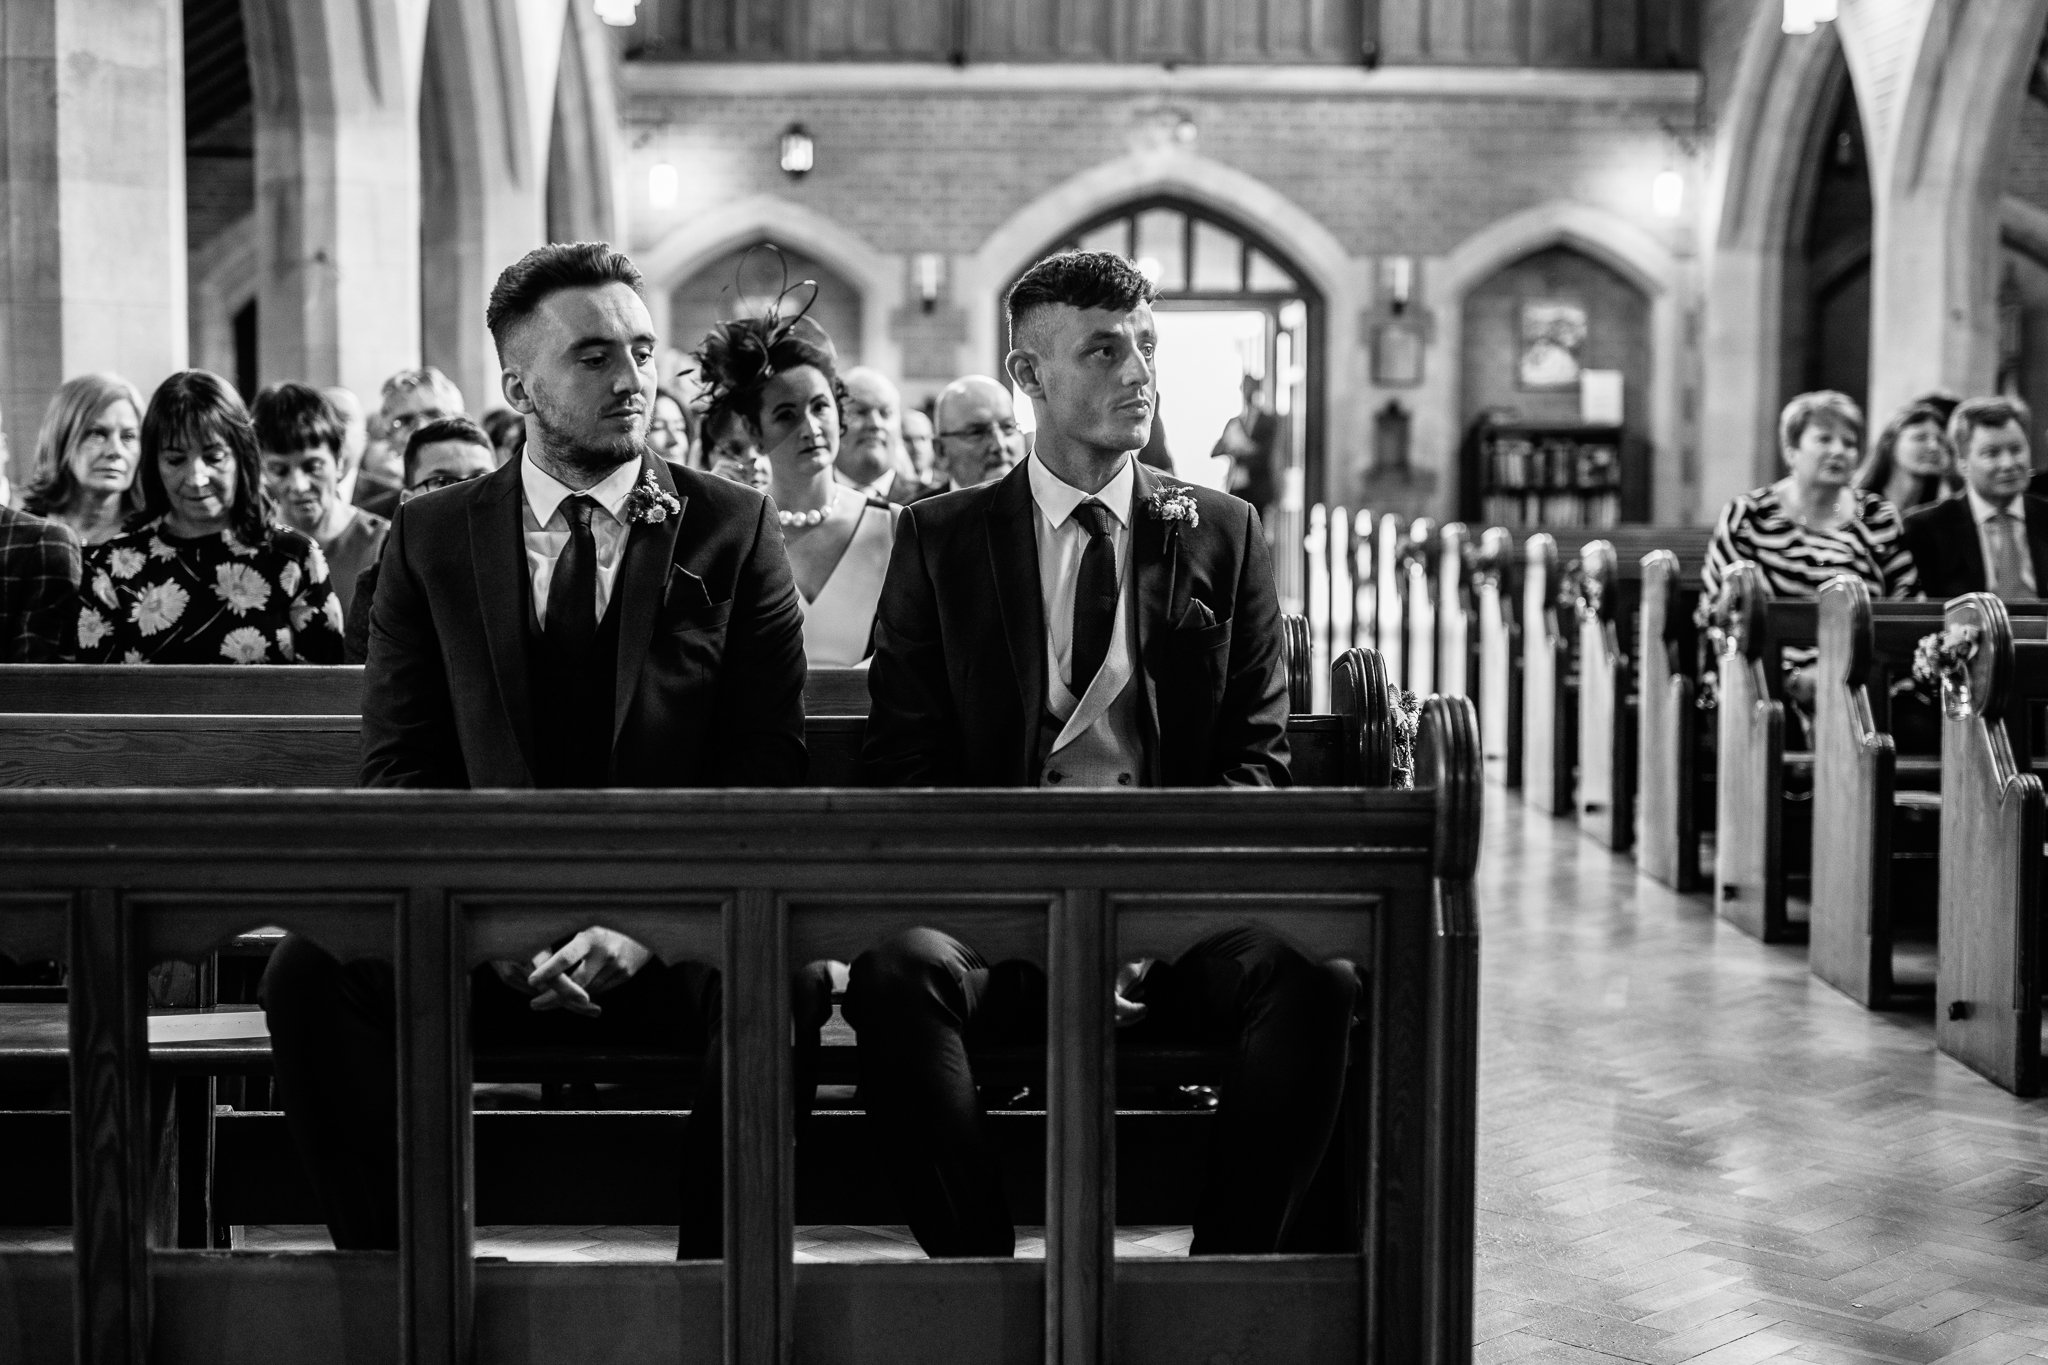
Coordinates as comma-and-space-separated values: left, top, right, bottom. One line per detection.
691, 284, 897, 667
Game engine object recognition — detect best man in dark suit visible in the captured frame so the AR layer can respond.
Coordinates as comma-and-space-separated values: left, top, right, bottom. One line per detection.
1904, 395, 2048, 603
851, 251, 1356, 1257
262, 243, 809, 1258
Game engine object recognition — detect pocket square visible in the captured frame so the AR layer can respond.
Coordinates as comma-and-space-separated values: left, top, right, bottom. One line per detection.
1175, 598, 1220, 631
665, 566, 714, 613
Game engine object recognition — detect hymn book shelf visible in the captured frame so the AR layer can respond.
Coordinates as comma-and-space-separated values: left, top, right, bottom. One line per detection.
1460, 421, 1649, 530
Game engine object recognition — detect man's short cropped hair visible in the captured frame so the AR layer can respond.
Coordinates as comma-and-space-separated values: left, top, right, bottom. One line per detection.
1005, 251, 1157, 348
486, 242, 645, 361
402, 415, 494, 485
380, 366, 464, 416
1948, 395, 2034, 457
1778, 390, 1864, 453
251, 383, 345, 459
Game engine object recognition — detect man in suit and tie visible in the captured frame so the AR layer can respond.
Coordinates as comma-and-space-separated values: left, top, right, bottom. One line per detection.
852, 250, 1357, 1257
1903, 396, 2048, 603
262, 242, 809, 1257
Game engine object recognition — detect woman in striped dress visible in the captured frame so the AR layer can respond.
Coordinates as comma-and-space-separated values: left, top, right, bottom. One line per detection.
1702, 390, 1918, 712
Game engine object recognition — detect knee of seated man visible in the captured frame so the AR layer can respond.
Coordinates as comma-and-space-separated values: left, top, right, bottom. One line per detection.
845, 927, 964, 1024
258, 934, 343, 1023
1250, 938, 1360, 1027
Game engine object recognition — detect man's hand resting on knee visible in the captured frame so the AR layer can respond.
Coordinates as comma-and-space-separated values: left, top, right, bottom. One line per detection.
509, 928, 653, 1017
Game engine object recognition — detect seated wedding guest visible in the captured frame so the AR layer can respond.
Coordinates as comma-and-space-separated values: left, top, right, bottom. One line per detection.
0, 399, 82, 661
321, 386, 370, 503
22, 372, 146, 545
836, 366, 928, 505
647, 385, 691, 464
853, 250, 1354, 1258
74, 370, 346, 665
481, 407, 525, 467
342, 416, 496, 662
356, 366, 465, 518
266, 242, 812, 1260
1855, 400, 1952, 517
902, 407, 937, 486
1703, 390, 1916, 711
922, 374, 1027, 496
1904, 395, 2047, 603
700, 404, 769, 490
694, 309, 897, 666
255, 383, 388, 614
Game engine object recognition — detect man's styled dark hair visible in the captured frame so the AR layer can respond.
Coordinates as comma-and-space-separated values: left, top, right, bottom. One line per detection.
402, 415, 495, 485
251, 382, 345, 459
1005, 251, 1157, 347
1949, 394, 2034, 458
137, 370, 273, 544
486, 242, 645, 360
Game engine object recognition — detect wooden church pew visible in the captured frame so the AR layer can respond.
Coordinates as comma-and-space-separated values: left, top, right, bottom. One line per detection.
1935, 592, 2048, 1097
1376, 513, 1405, 686
1436, 523, 1474, 702
1809, 582, 1950, 1007
1519, 533, 1573, 816
0, 697, 1482, 1364
1402, 518, 1437, 695
1572, 540, 1632, 851
1474, 527, 1522, 788
1635, 550, 1708, 892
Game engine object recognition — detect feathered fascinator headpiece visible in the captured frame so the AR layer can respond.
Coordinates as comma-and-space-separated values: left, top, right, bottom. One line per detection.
689, 246, 838, 417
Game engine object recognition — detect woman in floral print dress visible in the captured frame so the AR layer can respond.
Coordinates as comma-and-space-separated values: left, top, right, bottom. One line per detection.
73, 370, 345, 665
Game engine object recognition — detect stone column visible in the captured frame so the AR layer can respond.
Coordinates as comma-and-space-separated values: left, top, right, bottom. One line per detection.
243, 0, 421, 408
0, 0, 186, 478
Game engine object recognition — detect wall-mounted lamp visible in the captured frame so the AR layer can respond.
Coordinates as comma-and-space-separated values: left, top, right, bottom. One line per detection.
1381, 256, 1413, 315
1172, 118, 1198, 146
594, 0, 640, 26
1782, 0, 1836, 35
648, 162, 678, 208
1652, 169, 1685, 218
913, 253, 945, 314
780, 124, 815, 179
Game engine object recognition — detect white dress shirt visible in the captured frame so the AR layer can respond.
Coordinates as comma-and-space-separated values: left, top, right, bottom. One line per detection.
1028, 454, 1135, 711
1966, 484, 2036, 594
520, 456, 639, 626
837, 467, 898, 500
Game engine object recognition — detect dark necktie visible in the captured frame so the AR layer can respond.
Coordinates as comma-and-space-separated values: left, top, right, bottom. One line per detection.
545, 494, 598, 655
1990, 512, 2039, 603
1070, 499, 1118, 695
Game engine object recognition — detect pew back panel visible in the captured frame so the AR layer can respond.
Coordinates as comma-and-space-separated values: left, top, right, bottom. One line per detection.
1437, 524, 1472, 700
1521, 534, 1572, 815
1377, 514, 1404, 685
0, 664, 365, 714
1711, 566, 1810, 942
0, 711, 1482, 1365
1634, 551, 1698, 890
1937, 594, 2045, 1096
1574, 541, 1632, 852
1475, 528, 1521, 787
1405, 518, 1437, 696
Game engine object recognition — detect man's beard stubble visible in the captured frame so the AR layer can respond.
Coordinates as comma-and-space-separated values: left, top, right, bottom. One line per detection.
528, 389, 647, 481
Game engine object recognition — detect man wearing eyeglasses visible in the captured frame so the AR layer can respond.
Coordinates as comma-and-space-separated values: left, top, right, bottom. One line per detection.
353, 367, 467, 519
342, 416, 497, 662
919, 374, 1029, 499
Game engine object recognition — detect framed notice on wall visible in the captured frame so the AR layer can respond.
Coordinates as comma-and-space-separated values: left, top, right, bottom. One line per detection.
1517, 298, 1586, 390
1373, 322, 1424, 386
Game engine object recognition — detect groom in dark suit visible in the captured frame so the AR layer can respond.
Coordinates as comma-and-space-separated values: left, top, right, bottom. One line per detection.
262, 242, 808, 1257
851, 251, 1357, 1257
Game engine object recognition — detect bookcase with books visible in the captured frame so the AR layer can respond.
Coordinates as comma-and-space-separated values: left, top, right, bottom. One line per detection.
1460, 419, 1649, 528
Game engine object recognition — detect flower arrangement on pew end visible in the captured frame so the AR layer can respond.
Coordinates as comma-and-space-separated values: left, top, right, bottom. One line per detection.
1912, 624, 1981, 719
1392, 688, 1424, 788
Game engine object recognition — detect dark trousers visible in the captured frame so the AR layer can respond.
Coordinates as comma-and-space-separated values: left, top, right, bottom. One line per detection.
260, 935, 830, 1258
842, 923, 1358, 1257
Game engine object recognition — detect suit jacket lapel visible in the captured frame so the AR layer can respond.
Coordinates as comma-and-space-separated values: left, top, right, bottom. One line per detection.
985, 463, 1045, 774
1131, 462, 1177, 783
2024, 497, 2048, 597
612, 455, 686, 744
470, 459, 538, 777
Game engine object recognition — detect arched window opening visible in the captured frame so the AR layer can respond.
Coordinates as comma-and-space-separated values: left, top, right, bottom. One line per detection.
1786, 76, 1872, 420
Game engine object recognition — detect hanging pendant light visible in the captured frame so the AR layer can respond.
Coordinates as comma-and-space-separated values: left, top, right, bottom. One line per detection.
594, 0, 640, 25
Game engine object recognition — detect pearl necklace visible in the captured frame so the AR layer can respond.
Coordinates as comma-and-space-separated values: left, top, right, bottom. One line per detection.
778, 504, 830, 529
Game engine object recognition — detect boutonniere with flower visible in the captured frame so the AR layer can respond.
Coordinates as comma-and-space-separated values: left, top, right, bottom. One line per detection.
623, 471, 682, 526
1147, 486, 1199, 531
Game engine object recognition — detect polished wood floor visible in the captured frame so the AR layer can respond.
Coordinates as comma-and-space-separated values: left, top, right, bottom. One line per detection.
7, 790, 2047, 1363
1476, 792, 2048, 1364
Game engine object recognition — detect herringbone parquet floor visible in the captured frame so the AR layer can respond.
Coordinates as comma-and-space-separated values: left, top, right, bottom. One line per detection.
1476, 792, 2048, 1364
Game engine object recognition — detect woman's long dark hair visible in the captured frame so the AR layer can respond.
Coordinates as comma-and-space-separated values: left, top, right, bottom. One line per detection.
136, 370, 273, 544
1854, 401, 1952, 512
